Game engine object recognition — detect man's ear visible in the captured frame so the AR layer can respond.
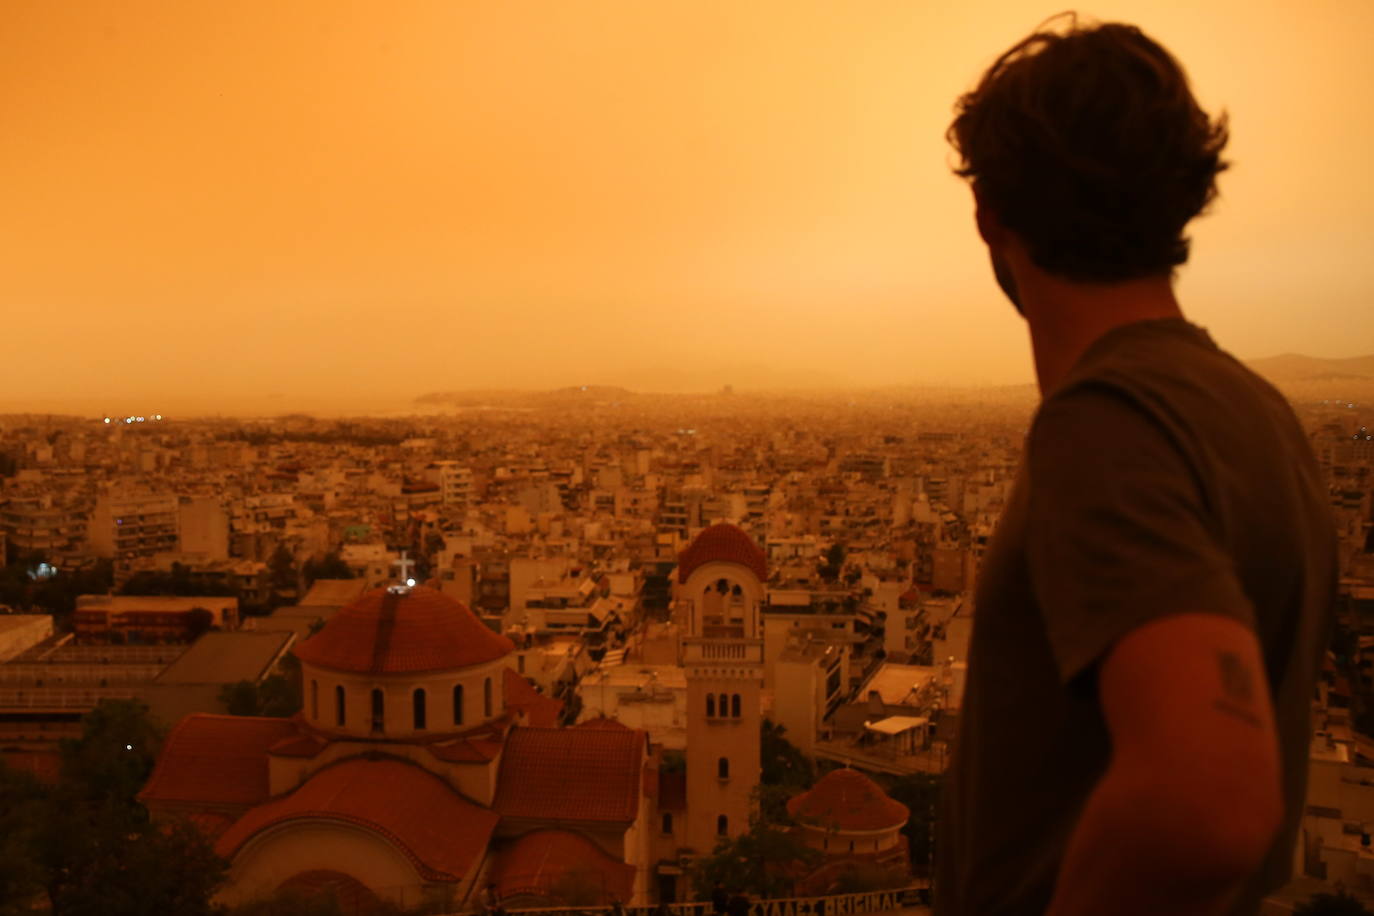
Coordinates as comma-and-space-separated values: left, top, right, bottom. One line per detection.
972, 184, 1001, 247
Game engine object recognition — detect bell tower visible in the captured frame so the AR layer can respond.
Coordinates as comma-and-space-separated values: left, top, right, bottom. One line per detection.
676, 524, 766, 855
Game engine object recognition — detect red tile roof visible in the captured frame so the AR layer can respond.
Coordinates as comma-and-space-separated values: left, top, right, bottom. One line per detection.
678, 523, 767, 584
494, 727, 645, 824
494, 829, 636, 904
139, 714, 299, 807
787, 768, 909, 832
216, 758, 499, 881
504, 668, 563, 729
294, 585, 514, 675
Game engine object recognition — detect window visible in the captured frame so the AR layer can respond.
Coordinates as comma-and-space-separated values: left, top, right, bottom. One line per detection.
371, 688, 384, 733
848, 840, 855, 853
413, 688, 427, 730
731, 694, 741, 718
453, 684, 464, 725
335, 685, 346, 726
706, 694, 715, 717
661, 812, 673, 834
716, 815, 728, 836
718, 693, 729, 717
717, 757, 729, 779
517, 654, 525, 674
310, 680, 318, 720
483, 677, 493, 717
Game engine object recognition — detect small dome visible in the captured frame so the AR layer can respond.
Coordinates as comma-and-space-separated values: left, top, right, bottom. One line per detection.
786, 768, 909, 832
294, 585, 513, 675
677, 523, 767, 584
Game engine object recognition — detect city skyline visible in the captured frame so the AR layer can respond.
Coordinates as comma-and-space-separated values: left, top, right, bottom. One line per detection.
4, 1, 1372, 416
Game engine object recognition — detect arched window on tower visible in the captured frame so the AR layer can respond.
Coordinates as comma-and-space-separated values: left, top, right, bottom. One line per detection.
370, 688, 384, 733
413, 688, 427, 730
453, 684, 464, 725
706, 694, 715, 717
718, 693, 729, 717
483, 677, 493, 717
717, 756, 729, 779
717, 815, 729, 836
310, 680, 318, 720
334, 685, 346, 726
731, 694, 741, 718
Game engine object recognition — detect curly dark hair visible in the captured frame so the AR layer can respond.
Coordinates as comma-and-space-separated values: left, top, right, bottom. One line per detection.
947, 13, 1230, 283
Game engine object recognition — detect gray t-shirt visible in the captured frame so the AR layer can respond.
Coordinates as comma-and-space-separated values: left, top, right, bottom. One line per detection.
935, 319, 1336, 915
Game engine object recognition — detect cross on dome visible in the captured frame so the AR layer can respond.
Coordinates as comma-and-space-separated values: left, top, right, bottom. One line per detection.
390, 551, 416, 593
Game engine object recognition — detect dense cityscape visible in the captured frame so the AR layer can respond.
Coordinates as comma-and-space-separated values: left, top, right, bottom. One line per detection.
0, 364, 1370, 914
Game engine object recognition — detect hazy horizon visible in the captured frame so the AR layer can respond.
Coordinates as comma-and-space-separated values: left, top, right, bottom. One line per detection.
5, 1, 1372, 416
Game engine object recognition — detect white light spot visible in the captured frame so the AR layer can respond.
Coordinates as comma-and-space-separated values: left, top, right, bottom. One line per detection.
124, 744, 132, 751
406, 577, 416, 587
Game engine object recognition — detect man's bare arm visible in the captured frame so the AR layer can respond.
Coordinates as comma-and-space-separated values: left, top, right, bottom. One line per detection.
1045, 613, 1284, 916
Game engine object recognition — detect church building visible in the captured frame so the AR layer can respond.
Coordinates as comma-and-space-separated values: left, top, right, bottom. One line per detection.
139, 524, 771, 911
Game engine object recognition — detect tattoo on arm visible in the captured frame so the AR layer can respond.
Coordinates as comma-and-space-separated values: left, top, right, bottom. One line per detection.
1212, 650, 1263, 728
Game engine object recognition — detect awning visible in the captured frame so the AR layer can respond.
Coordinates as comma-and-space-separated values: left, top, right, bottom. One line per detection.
864, 715, 929, 736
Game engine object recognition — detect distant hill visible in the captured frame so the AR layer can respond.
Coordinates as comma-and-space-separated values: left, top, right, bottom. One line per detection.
1244, 353, 1374, 382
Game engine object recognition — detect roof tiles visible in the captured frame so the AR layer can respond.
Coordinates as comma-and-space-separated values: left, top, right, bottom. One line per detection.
786, 768, 909, 832
494, 829, 635, 904
215, 758, 498, 881
494, 727, 644, 824
678, 523, 768, 584
294, 585, 514, 675
139, 714, 299, 807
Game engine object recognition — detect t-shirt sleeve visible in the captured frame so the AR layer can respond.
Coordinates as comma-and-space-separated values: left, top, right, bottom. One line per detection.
1026, 383, 1256, 685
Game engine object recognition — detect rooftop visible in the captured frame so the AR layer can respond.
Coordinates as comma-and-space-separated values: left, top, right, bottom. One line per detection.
215, 757, 499, 882
494, 726, 645, 823
154, 631, 294, 685
294, 585, 514, 675
677, 523, 767, 584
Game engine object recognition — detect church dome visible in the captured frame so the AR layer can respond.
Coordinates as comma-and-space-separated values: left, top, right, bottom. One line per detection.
677, 523, 767, 584
294, 585, 514, 675
786, 768, 909, 832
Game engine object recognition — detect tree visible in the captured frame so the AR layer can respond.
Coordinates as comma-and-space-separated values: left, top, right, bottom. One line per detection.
0, 762, 46, 915
220, 674, 302, 718
761, 720, 814, 790
1296, 891, 1374, 916
186, 606, 216, 639
303, 552, 353, 587
54, 813, 226, 916
689, 787, 822, 899
10, 699, 230, 915
59, 698, 164, 805
269, 545, 296, 587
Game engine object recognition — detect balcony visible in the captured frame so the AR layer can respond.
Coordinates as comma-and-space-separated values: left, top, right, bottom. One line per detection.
681, 637, 762, 665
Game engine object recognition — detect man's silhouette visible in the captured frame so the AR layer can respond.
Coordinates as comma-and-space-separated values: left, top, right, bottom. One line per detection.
937, 15, 1335, 916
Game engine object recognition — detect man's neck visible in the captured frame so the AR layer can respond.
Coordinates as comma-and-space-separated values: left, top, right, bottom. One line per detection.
1020, 271, 1183, 396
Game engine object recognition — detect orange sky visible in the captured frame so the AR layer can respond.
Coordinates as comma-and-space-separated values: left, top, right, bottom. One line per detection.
4, 1, 1371, 415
